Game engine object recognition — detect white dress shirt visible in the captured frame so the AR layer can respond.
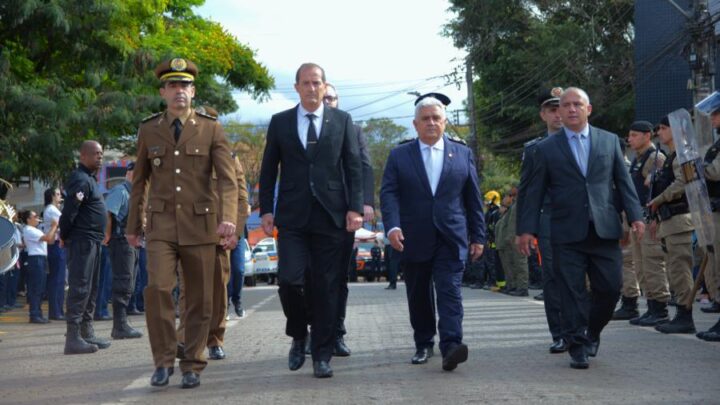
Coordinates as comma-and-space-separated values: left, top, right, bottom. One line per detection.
419, 137, 445, 195
297, 104, 325, 149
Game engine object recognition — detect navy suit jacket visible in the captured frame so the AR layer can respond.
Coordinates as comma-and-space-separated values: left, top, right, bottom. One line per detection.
380, 136, 486, 262
517, 126, 642, 244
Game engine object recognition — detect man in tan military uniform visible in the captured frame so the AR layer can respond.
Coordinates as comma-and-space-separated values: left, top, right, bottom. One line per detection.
177, 152, 249, 359
697, 103, 720, 341
126, 59, 238, 389
648, 116, 695, 334
614, 121, 670, 325
496, 188, 528, 296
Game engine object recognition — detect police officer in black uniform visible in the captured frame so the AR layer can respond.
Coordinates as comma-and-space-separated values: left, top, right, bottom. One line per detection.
60, 140, 111, 354
104, 162, 143, 340
516, 87, 567, 353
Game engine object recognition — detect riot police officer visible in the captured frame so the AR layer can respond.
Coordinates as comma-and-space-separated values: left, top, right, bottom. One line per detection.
647, 116, 696, 334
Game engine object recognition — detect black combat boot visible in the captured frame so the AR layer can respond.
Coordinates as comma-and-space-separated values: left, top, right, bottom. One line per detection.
80, 320, 112, 349
64, 323, 99, 355
111, 303, 143, 339
638, 300, 669, 326
655, 306, 696, 334
612, 296, 639, 320
629, 300, 653, 325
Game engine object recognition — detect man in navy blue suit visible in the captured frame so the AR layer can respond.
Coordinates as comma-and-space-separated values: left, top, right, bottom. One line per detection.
516, 87, 645, 369
380, 93, 485, 371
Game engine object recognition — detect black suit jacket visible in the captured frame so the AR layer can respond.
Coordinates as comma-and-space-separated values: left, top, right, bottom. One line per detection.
259, 105, 363, 229
355, 125, 375, 207
517, 126, 642, 244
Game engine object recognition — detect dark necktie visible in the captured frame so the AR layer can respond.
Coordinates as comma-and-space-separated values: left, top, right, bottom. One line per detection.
173, 118, 182, 143
306, 113, 318, 157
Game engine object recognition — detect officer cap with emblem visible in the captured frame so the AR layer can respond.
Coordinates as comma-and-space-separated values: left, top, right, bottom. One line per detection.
538, 87, 563, 108
414, 92, 451, 107
154, 58, 198, 83
629, 120, 654, 133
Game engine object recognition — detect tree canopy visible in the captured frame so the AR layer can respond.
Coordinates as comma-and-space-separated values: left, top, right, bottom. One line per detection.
0, 0, 273, 184
445, 0, 634, 158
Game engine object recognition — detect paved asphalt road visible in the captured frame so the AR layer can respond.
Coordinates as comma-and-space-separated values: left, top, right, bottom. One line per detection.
1, 283, 719, 404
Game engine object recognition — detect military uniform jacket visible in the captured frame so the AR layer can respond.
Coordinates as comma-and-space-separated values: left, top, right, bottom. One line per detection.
495, 203, 517, 251
649, 151, 693, 238
127, 110, 238, 245
212, 156, 250, 236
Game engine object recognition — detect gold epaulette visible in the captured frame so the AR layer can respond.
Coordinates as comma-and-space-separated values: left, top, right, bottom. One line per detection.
195, 111, 218, 121
141, 112, 162, 123
448, 136, 467, 145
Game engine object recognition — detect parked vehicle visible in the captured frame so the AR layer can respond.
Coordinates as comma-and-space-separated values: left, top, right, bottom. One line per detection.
355, 241, 384, 282
252, 237, 278, 283
241, 239, 257, 286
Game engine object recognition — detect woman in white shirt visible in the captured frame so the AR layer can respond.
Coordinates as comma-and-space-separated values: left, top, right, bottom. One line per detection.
19, 210, 58, 323
43, 187, 66, 320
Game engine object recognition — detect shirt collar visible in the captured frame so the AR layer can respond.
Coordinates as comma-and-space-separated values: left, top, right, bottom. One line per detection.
419, 136, 445, 151
565, 124, 590, 140
298, 103, 324, 120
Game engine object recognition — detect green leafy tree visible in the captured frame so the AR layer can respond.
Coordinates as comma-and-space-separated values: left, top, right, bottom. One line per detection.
0, 0, 273, 185
224, 121, 267, 209
363, 118, 408, 207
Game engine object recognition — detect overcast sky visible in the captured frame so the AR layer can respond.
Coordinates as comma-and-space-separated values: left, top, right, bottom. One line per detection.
196, 0, 467, 129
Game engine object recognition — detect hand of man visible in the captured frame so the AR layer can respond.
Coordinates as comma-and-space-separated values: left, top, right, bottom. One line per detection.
222, 234, 239, 250
469, 243, 484, 261
59, 239, 65, 248
388, 229, 404, 252
217, 221, 236, 238
126, 234, 141, 248
346, 211, 363, 232
102, 232, 111, 246
515, 233, 535, 257
648, 201, 658, 214
261, 213, 274, 236
631, 220, 645, 241
363, 205, 375, 222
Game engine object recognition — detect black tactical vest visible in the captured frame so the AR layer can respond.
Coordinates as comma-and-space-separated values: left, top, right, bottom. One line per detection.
630, 147, 657, 204
651, 151, 689, 219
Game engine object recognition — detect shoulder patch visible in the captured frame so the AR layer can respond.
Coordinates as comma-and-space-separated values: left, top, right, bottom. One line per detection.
448, 136, 466, 145
141, 112, 162, 123
195, 111, 218, 121
523, 136, 544, 149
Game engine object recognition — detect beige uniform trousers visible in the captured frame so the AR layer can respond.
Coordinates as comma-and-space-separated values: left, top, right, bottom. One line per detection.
661, 231, 694, 309
177, 247, 231, 348
628, 226, 670, 301
498, 247, 528, 291
144, 241, 216, 374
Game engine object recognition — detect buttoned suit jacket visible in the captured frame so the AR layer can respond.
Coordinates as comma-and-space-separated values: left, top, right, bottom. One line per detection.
258, 105, 363, 230
127, 110, 238, 246
517, 126, 642, 244
380, 136, 486, 263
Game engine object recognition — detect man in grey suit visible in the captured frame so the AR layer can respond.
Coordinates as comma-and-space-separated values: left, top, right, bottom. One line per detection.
516, 87, 645, 369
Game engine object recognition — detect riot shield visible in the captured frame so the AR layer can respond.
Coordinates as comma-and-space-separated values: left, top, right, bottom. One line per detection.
668, 109, 715, 248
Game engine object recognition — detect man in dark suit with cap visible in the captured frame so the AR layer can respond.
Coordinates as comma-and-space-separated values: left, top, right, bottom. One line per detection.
516, 87, 568, 354
126, 58, 238, 388
381, 92, 485, 371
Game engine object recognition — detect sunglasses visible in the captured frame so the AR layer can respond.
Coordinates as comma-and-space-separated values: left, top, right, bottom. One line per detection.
323, 96, 338, 102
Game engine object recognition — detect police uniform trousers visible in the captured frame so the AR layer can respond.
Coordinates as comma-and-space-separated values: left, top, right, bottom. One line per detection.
623, 234, 643, 298
621, 243, 634, 294
553, 223, 622, 346
144, 241, 215, 374
65, 239, 102, 326
177, 246, 230, 348
661, 231, 694, 308
277, 200, 346, 362
109, 237, 138, 307
498, 247, 528, 291
538, 236, 563, 340
46, 243, 67, 319
629, 227, 670, 302
403, 232, 464, 357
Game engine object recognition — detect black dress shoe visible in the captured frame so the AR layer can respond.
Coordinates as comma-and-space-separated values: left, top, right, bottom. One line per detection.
534, 292, 544, 301
442, 343, 468, 371
29, 317, 50, 324
208, 345, 226, 360
333, 338, 351, 357
181, 372, 200, 389
701, 301, 720, 313
569, 345, 589, 369
150, 367, 174, 387
49, 315, 66, 321
176, 343, 185, 360
549, 338, 568, 353
385, 284, 397, 290
411, 347, 434, 364
289, 339, 306, 371
313, 360, 333, 378
586, 336, 600, 357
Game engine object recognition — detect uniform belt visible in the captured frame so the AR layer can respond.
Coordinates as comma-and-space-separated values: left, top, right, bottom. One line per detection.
657, 202, 689, 221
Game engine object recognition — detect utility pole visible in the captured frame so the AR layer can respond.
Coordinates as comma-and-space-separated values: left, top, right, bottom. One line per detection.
465, 58, 478, 159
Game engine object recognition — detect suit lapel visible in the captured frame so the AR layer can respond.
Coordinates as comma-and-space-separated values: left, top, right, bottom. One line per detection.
557, 128, 584, 177
585, 126, 600, 175
436, 136, 454, 194
176, 112, 199, 149
409, 139, 433, 196
155, 113, 177, 146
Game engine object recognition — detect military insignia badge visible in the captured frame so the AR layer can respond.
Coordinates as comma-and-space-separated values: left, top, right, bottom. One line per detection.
153, 157, 162, 167
551, 87, 563, 97
170, 58, 187, 72
76, 191, 84, 202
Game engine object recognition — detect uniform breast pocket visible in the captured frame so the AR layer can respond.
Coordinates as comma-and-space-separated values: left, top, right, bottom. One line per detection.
147, 145, 166, 169
186, 144, 210, 170
146, 200, 165, 234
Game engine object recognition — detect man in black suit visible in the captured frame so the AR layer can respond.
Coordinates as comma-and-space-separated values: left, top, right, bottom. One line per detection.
259, 63, 364, 378
516, 87, 645, 369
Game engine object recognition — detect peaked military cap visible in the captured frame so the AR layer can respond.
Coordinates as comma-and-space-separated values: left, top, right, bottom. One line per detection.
154, 58, 198, 82
414, 92, 451, 107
